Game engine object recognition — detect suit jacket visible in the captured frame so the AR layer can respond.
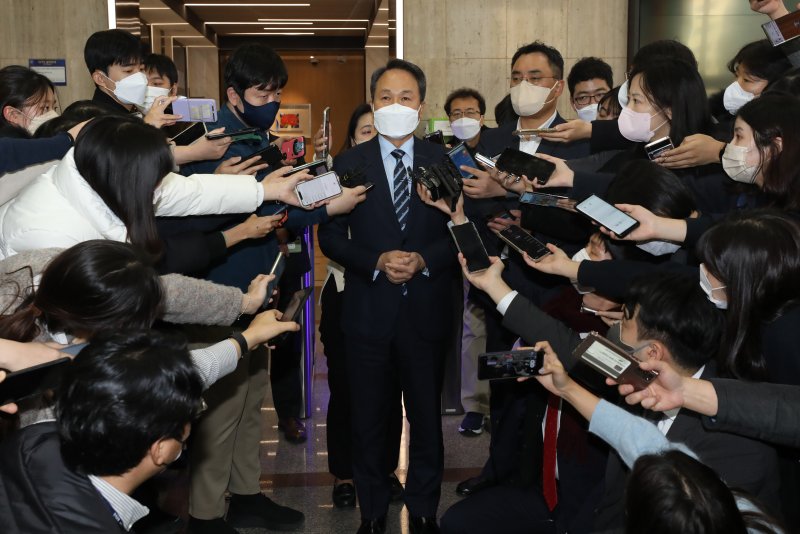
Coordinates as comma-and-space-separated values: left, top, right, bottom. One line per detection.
592, 363, 781, 532
317, 135, 456, 342
0, 422, 127, 534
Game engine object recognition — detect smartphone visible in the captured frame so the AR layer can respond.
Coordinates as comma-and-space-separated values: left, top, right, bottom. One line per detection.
171, 98, 218, 122
512, 127, 558, 136
485, 208, 514, 222
447, 143, 478, 179
170, 122, 206, 146
424, 130, 445, 145
495, 148, 556, 184
477, 349, 544, 380
519, 191, 569, 208
644, 136, 674, 160
363, 181, 374, 191
321, 106, 331, 159
0, 357, 71, 405
475, 153, 497, 170
205, 127, 260, 141
575, 195, 640, 238
579, 303, 600, 315
449, 222, 492, 273
287, 159, 329, 176
762, 10, 800, 46
295, 170, 343, 207
265, 252, 286, 308
281, 137, 305, 160
495, 225, 551, 262
242, 144, 284, 166
280, 286, 313, 324
572, 332, 658, 391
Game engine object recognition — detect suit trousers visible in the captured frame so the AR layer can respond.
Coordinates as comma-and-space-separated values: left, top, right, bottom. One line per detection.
186, 326, 268, 519
346, 297, 445, 519
460, 279, 489, 415
320, 277, 403, 480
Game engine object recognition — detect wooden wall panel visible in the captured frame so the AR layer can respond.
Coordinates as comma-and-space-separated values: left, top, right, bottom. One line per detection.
186, 47, 219, 99
0, 0, 109, 109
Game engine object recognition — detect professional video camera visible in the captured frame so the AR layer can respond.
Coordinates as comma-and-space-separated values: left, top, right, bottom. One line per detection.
410, 159, 463, 212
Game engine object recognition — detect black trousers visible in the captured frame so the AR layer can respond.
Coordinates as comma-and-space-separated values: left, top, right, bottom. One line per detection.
269, 254, 304, 420
320, 277, 402, 480
346, 297, 445, 520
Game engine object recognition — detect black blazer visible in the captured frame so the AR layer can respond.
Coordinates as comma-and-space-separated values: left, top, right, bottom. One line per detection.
592, 363, 781, 532
317, 135, 457, 342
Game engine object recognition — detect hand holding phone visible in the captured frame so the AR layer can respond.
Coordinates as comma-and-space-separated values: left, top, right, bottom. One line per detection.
573, 332, 658, 391
264, 252, 287, 308
449, 222, 491, 273
171, 98, 218, 122
495, 148, 556, 185
295, 170, 343, 206
478, 349, 544, 380
447, 143, 479, 179
575, 195, 640, 237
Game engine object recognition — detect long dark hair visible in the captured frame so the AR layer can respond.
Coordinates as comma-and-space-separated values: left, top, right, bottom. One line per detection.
338, 102, 372, 155
0, 241, 163, 342
736, 93, 800, 210
74, 115, 172, 258
626, 451, 777, 534
0, 65, 55, 139
628, 59, 711, 146
697, 210, 800, 380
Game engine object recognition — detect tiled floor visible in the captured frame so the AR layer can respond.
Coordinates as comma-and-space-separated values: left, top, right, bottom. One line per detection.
159, 332, 489, 534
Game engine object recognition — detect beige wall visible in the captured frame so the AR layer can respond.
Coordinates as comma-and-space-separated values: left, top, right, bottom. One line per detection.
186, 47, 219, 100
0, 0, 109, 108
404, 0, 628, 125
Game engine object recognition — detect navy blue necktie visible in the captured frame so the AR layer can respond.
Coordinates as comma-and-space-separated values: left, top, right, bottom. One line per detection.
391, 149, 410, 231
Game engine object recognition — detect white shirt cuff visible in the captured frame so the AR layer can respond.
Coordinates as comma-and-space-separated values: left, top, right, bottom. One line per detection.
496, 290, 519, 316
255, 180, 265, 205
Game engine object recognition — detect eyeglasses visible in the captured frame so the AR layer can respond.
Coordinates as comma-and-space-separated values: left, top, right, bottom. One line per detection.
509, 74, 557, 86
573, 92, 608, 106
449, 109, 482, 120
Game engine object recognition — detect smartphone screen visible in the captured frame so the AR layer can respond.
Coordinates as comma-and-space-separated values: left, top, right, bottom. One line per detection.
575, 195, 639, 237
496, 225, 550, 261
519, 191, 568, 208
321, 107, 331, 159
171, 98, 218, 122
447, 143, 478, 179
280, 287, 313, 323
0, 357, 71, 405
449, 222, 491, 273
573, 333, 658, 391
295, 171, 343, 206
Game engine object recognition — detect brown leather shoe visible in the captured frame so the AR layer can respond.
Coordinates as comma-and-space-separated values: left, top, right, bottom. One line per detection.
278, 417, 307, 443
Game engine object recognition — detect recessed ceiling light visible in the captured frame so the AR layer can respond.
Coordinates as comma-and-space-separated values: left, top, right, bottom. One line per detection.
257, 18, 369, 22
208, 20, 367, 24
186, 3, 311, 6
228, 32, 315, 35
262, 21, 313, 24
263, 27, 365, 30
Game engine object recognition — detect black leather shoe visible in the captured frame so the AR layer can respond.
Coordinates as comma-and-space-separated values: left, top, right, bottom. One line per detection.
278, 417, 307, 443
356, 516, 386, 534
389, 473, 404, 502
455, 475, 494, 496
409, 516, 440, 534
332, 481, 356, 508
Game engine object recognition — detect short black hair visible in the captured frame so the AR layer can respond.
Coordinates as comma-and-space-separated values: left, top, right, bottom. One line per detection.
567, 57, 613, 97
144, 53, 179, 86
57, 330, 203, 477
444, 87, 486, 116
606, 160, 696, 219
84, 29, 143, 75
224, 43, 288, 96
370, 58, 427, 101
632, 40, 698, 70
625, 272, 724, 373
511, 41, 564, 79
728, 39, 791, 84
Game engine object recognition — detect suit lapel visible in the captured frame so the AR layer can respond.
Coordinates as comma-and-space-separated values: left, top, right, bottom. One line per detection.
363, 136, 404, 235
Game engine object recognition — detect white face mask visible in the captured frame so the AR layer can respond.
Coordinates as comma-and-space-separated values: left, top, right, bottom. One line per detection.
139, 86, 171, 113
723, 81, 755, 115
103, 71, 148, 106
699, 264, 728, 310
618, 80, 629, 108
450, 117, 481, 140
510, 80, 557, 117
721, 143, 759, 184
618, 106, 667, 143
570, 247, 594, 294
26, 109, 59, 134
636, 240, 681, 256
575, 103, 598, 122
372, 103, 420, 139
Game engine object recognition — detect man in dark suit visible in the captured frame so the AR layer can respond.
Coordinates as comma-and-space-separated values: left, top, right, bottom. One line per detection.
443, 266, 780, 533
318, 59, 457, 534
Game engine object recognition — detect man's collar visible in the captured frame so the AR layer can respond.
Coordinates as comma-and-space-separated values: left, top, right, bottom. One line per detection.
378, 134, 414, 159
88, 475, 150, 531
91, 87, 135, 115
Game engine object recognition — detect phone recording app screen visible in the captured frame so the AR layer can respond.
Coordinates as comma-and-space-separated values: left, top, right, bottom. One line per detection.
449, 146, 477, 178
582, 196, 632, 232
